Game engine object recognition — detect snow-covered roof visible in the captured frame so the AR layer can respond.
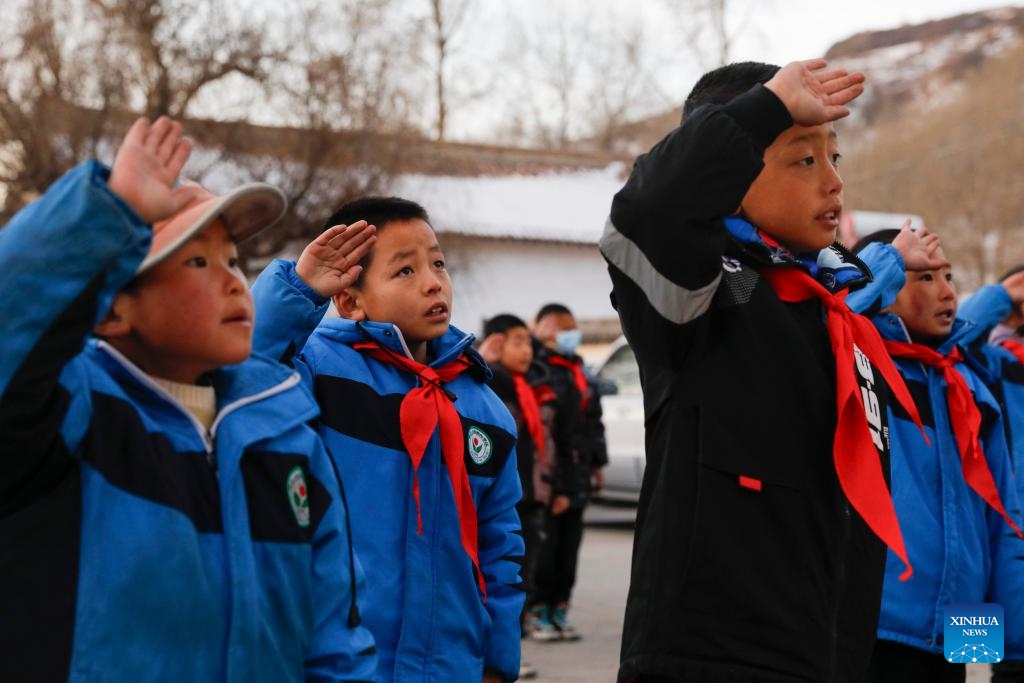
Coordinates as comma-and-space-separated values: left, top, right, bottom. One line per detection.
389, 164, 627, 244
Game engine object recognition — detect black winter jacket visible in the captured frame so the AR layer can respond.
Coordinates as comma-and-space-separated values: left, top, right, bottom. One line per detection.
600, 84, 894, 683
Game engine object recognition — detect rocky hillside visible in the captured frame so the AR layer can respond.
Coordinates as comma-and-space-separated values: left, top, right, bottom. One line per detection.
827, 6, 1024, 139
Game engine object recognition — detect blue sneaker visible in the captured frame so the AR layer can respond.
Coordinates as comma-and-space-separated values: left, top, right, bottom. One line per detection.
526, 605, 560, 642
551, 604, 581, 641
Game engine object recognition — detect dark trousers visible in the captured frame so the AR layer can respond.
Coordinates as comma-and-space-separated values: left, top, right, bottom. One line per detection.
534, 506, 585, 606
517, 503, 547, 615
993, 661, 1024, 682
864, 639, 965, 683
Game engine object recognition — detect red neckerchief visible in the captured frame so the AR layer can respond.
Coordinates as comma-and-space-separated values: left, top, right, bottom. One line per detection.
885, 341, 1023, 537
547, 355, 590, 411
513, 373, 547, 465
353, 342, 486, 598
1001, 339, 1024, 364
759, 266, 927, 580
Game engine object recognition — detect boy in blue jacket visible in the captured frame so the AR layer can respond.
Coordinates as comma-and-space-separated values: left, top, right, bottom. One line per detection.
957, 266, 1024, 683
853, 229, 1024, 681
252, 196, 526, 682
0, 117, 377, 681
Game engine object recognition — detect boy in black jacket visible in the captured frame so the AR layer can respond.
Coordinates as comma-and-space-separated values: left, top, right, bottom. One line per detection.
601, 59, 943, 683
529, 303, 608, 641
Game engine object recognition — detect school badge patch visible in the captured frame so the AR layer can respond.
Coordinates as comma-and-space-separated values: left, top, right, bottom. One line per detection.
468, 426, 493, 465
286, 466, 311, 528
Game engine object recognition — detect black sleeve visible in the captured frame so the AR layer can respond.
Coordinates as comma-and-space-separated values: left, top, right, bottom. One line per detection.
599, 84, 792, 371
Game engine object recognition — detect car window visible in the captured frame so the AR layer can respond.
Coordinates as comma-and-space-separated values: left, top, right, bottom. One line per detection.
597, 345, 642, 396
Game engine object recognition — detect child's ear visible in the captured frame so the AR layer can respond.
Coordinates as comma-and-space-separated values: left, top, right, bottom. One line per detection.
333, 288, 367, 321
93, 294, 132, 338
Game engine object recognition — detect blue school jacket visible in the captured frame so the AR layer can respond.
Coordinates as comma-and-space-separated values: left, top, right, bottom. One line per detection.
958, 284, 1024, 479
857, 245, 1024, 659
0, 161, 377, 682
252, 260, 526, 682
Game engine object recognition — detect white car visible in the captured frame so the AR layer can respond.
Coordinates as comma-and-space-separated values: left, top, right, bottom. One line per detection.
593, 337, 644, 504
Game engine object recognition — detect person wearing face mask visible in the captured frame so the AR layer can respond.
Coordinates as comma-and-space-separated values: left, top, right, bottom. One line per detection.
526, 303, 608, 642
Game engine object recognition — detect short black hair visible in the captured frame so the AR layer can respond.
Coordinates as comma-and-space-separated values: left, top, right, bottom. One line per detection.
851, 228, 901, 255
323, 196, 430, 233
999, 263, 1024, 282
535, 303, 573, 323
322, 196, 432, 287
483, 313, 528, 338
682, 61, 781, 121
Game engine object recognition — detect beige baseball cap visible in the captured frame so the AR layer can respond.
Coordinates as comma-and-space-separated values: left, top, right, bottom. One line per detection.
136, 181, 288, 274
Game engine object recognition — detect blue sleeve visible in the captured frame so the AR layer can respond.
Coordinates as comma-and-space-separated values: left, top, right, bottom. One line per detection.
477, 447, 526, 681
959, 284, 1012, 346
304, 440, 378, 681
981, 406, 1024, 659
251, 259, 331, 390
0, 161, 150, 508
847, 243, 906, 316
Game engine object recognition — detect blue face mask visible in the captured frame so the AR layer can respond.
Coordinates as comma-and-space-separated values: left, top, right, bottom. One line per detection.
555, 329, 582, 355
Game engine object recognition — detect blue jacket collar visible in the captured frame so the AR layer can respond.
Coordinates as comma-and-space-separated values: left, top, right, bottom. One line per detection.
873, 314, 976, 355
315, 318, 492, 378
723, 216, 870, 293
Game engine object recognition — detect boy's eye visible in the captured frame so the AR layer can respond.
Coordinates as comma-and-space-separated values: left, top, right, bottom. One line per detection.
920, 273, 933, 282
186, 256, 208, 267
799, 157, 814, 167
228, 256, 240, 269
434, 259, 446, 270
831, 153, 842, 166
397, 266, 413, 276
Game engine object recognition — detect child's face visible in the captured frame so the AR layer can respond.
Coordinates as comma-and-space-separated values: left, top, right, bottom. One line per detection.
740, 122, 843, 253
338, 218, 452, 359
891, 257, 957, 344
104, 219, 253, 383
533, 312, 577, 351
499, 327, 534, 375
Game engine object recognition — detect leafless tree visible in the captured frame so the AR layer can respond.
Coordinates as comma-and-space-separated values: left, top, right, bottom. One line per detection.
0, 0, 420, 271
842, 43, 1024, 289
426, 0, 474, 141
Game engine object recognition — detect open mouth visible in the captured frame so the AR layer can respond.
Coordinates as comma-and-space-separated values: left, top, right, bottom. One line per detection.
936, 309, 955, 323
426, 303, 449, 319
818, 207, 842, 226
224, 310, 252, 324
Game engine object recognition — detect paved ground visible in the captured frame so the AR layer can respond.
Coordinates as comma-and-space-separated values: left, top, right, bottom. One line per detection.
523, 503, 992, 682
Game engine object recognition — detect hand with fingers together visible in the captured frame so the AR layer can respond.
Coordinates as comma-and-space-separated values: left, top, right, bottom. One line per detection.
477, 333, 505, 365
295, 220, 378, 298
108, 116, 199, 225
765, 58, 866, 126
891, 220, 950, 272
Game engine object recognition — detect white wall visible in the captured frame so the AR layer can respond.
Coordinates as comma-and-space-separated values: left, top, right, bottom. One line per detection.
443, 236, 617, 335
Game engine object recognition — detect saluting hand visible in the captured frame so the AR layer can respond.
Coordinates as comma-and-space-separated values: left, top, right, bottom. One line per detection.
295, 220, 377, 297
765, 59, 865, 127
892, 221, 949, 272
108, 116, 200, 224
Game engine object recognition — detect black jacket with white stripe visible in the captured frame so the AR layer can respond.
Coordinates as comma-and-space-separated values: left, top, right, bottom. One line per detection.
600, 84, 892, 683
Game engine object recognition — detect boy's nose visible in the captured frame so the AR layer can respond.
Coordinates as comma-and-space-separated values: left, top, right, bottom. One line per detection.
422, 272, 443, 293
826, 164, 843, 195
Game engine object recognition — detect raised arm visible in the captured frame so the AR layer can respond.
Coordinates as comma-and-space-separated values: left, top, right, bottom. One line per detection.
0, 117, 193, 509
251, 221, 375, 366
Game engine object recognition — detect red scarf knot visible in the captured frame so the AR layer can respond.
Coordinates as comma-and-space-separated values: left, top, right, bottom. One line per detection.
759, 266, 928, 580
354, 342, 487, 598
1001, 339, 1024, 364
548, 355, 590, 411
885, 340, 1022, 538
513, 373, 547, 465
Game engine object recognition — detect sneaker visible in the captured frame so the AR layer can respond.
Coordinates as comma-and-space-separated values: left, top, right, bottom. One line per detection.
551, 604, 581, 641
526, 605, 560, 642
519, 660, 539, 679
